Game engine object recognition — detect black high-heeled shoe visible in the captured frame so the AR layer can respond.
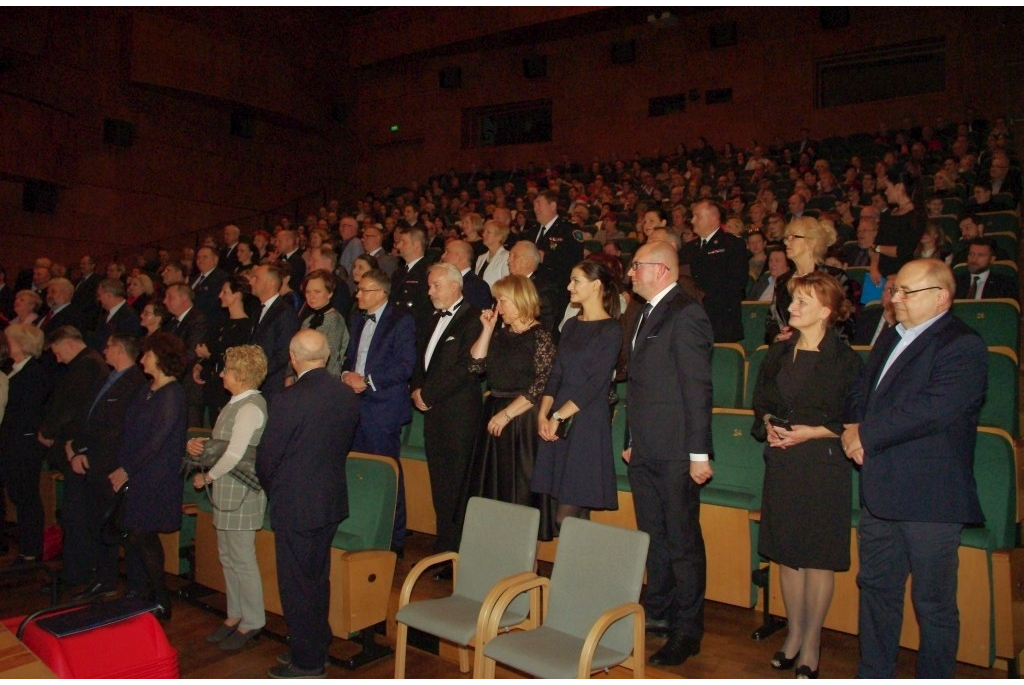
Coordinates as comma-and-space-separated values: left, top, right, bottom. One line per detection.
771, 650, 799, 670
795, 664, 819, 679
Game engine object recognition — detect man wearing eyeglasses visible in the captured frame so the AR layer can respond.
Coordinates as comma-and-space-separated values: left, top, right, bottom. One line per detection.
842, 258, 986, 678
624, 240, 714, 666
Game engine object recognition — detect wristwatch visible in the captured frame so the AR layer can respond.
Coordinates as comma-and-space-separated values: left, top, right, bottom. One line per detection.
552, 411, 565, 422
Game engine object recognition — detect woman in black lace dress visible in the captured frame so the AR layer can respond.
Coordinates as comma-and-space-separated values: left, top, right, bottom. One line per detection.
194, 275, 252, 417
465, 275, 557, 539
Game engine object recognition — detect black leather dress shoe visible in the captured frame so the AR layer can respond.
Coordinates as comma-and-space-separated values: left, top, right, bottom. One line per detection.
649, 632, 700, 666
645, 618, 672, 635
152, 602, 172, 622
431, 562, 453, 581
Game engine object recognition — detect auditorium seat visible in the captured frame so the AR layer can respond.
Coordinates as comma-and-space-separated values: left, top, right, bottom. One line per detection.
980, 346, 1019, 437
743, 345, 770, 409
711, 343, 745, 408
952, 298, 1020, 349
740, 301, 770, 355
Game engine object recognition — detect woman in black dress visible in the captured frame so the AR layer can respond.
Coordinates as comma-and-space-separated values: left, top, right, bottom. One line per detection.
109, 331, 187, 620
871, 169, 923, 281
751, 271, 863, 678
533, 260, 621, 530
194, 275, 252, 418
466, 275, 557, 539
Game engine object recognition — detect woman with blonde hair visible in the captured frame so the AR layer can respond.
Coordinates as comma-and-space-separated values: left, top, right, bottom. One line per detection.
765, 216, 857, 344
9, 290, 42, 326
188, 344, 269, 649
126, 273, 155, 315
465, 274, 557, 539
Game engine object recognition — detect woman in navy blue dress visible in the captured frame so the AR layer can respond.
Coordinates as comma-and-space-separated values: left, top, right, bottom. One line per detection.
109, 331, 187, 619
533, 259, 622, 531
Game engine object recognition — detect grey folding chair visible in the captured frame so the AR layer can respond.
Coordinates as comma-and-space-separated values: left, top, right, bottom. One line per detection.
479, 517, 650, 678
394, 497, 540, 678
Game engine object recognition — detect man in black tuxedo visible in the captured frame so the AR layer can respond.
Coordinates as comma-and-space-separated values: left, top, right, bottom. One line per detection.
219, 224, 242, 273
71, 255, 102, 333
37, 326, 109, 590
250, 262, 300, 407
257, 329, 359, 678
90, 278, 141, 351
508, 240, 559, 338
954, 239, 1017, 300
190, 246, 229, 325
441, 239, 493, 310
411, 263, 483, 565
390, 226, 434, 333
624, 240, 714, 666
681, 200, 748, 342
843, 260, 986, 678
66, 333, 147, 599
343, 269, 417, 553
532, 189, 583, 310
163, 283, 209, 426
275, 229, 306, 287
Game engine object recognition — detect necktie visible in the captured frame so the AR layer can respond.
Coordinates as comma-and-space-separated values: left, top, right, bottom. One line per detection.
41, 310, 54, 327
700, 239, 709, 252
364, 312, 377, 323
632, 302, 653, 349
251, 304, 265, 339
193, 273, 206, 290
856, 249, 870, 267
967, 275, 979, 299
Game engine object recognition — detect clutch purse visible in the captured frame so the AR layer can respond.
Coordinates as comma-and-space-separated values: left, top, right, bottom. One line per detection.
554, 415, 575, 440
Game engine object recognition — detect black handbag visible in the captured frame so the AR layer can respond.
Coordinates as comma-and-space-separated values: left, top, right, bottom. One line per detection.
554, 414, 575, 440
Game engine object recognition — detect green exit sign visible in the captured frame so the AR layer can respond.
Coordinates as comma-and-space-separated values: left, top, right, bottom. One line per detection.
390, 124, 399, 132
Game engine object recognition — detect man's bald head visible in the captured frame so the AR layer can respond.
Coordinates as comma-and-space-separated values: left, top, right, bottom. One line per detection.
630, 241, 679, 300
289, 328, 330, 374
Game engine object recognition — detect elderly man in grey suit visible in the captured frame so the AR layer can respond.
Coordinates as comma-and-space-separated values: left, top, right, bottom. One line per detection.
624, 240, 714, 666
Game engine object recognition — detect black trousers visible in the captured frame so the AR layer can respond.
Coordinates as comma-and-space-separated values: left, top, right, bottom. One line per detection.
629, 458, 706, 640
275, 523, 336, 671
0, 443, 45, 558
61, 472, 94, 585
423, 397, 480, 553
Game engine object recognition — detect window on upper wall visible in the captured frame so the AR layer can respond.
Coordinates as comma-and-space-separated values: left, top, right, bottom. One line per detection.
815, 38, 946, 108
462, 99, 552, 148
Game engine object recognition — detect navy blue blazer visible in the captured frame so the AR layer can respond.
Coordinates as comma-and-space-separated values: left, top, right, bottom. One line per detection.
846, 311, 986, 524
250, 297, 300, 400
343, 305, 416, 429
461, 270, 493, 311
256, 367, 359, 531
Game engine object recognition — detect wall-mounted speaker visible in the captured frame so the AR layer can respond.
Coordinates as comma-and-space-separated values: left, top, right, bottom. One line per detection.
820, 7, 850, 30
523, 55, 548, 79
230, 110, 254, 139
103, 118, 135, 147
611, 40, 636, 65
22, 180, 59, 213
439, 66, 462, 89
709, 21, 737, 48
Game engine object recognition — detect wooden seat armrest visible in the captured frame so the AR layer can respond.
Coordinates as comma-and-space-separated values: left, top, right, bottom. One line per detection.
398, 551, 458, 608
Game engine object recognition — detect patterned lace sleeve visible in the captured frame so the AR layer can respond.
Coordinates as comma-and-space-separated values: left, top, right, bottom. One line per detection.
468, 327, 496, 375
525, 327, 556, 404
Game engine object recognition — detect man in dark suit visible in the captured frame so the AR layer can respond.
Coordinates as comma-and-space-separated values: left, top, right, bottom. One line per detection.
851, 282, 896, 347
624, 240, 714, 666
842, 259, 986, 679
256, 329, 359, 678
249, 262, 300, 407
359, 224, 399, 278
441, 239, 493, 311
532, 189, 583, 310
680, 200, 748, 342
71, 255, 102, 333
190, 246, 229, 325
39, 278, 84, 336
66, 333, 147, 599
163, 283, 210, 426
508, 240, 560, 338
219, 224, 242, 273
954, 238, 1017, 300
90, 278, 141, 351
276, 229, 307, 287
37, 326, 110, 590
390, 226, 434, 333
411, 263, 483, 567
342, 269, 417, 553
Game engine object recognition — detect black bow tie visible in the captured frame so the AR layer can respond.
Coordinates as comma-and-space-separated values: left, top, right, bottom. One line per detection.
436, 310, 453, 318
364, 312, 376, 323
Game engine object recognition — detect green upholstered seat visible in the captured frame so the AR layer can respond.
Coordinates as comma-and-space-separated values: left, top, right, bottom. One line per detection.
712, 343, 745, 409
741, 301, 771, 355
743, 345, 770, 409
979, 347, 1019, 437
952, 298, 1021, 349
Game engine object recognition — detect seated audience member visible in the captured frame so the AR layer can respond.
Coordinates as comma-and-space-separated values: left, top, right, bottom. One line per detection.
913, 220, 951, 262
988, 151, 1021, 205
126, 273, 155, 315
968, 180, 1003, 213
748, 247, 792, 301
747, 231, 768, 283
9, 289, 42, 326
950, 214, 1004, 265
954, 238, 1017, 300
